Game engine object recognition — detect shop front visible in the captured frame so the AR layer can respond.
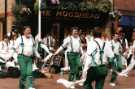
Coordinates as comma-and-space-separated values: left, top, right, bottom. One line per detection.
42, 10, 109, 46
41, 0, 112, 46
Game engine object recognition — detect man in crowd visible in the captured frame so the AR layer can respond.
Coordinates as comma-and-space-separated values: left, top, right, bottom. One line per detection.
43, 33, 56, 53
54, 27, 82, 88
84, 27, 114, 89
109, 33, 124, 87
15, 26, 40, 89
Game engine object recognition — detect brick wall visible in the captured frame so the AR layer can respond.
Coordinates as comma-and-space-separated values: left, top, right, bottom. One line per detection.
0, 0, 15, 40
114, 0, 135, 11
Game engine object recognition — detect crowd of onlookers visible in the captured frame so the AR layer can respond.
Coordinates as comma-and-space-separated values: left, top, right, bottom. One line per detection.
0, 26, 135, 89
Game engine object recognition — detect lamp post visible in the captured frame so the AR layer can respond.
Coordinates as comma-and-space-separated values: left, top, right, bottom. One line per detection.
38, 0, 41, 41
4, 0, 7, 35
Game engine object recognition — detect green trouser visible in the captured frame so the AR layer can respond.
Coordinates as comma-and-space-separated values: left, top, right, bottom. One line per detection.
110, 55, 123, 83
18, 54, 34, 89
67, 52, 82, 81
84, 65, 108, 89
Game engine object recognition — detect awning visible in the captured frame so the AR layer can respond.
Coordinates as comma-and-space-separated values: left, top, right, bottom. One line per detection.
120, 16, 135, 27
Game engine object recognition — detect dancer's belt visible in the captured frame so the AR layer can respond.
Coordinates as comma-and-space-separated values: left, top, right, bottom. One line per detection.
18, 54, 33, 58
67, 52, 80, 55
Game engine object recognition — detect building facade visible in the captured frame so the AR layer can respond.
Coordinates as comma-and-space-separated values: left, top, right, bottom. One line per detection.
114, 0, 135, 41
0, 0, 15, 40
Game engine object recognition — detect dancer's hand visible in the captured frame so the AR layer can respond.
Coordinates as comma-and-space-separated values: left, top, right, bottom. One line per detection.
53, 52, 58, 56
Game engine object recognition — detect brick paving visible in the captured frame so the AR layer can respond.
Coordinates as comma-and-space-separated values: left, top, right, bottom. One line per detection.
0, 70, 135, 89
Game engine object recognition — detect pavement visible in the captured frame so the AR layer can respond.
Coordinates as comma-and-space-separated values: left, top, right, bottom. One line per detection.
0, 70, 135, 89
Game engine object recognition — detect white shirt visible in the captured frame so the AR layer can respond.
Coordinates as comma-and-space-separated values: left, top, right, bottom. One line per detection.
15, 35, 35, 56
0, 40, 14, 61
111, 40, 122, 55
132, 40, 135, 54
6, 61, 16, 68
43, 35, 55, 50
120, 38, 129, 50
85, 35, 93, 43
133, 40, 135, 49
8, 40, 16, 53
0, 41, 9, 53
61, 36, 81, 53
87, 38, 114, 66
34, 35, 50, 54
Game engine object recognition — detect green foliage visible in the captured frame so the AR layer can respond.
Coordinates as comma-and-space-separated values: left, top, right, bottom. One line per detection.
79, 1, 95, 11
12, 5, 23, 21
44, 0, 112, 13
58, 1, 78, 11
34, 1, 39, 14
96, 0, 112, 13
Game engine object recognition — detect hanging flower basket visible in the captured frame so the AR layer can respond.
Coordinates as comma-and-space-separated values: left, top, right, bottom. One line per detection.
43, 0, 112, 13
